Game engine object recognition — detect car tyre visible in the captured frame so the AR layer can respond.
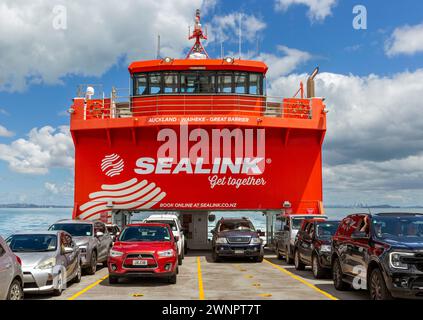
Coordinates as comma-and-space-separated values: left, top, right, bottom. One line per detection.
168, 273, 177, 284
86, 251, 97, 275
212, 250, 221, 263
109, 275, 119, 284
285, 246, 294, 264
333, 258, 350, 291
178, 254, 183, 266
73, 262, 82, 283
294, 250, 306, 270
312, 254, 326, 279
255, 255, 264, 263
53, 273, 64, 296
7, 279, 23, 300
370, 268, 393, 300
276, 246, 283, 260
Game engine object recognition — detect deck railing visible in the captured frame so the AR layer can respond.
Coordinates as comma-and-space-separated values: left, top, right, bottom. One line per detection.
79, 87, 313, 120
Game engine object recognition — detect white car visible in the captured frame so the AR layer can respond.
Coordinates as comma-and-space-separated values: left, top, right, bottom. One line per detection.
143, 214, 186, 265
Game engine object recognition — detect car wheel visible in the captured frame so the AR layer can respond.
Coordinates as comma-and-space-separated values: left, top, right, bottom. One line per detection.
7, 279, 23, 300
370, 268, 392, 300
168, 273, 177, 284
276, 246, 283, 260
184, 243, 188, 255
285, 247, 294, 264
332, 258, 350, 291
212, 250, 221, 263
294, 250, 306, 270
53, 273, 64, 296
178, 254, 183, 266
73, 262, 82, 283
109, 275, 119, 284
255, 255, 264, 263
86, 251, 97, 275
312, 254, 325, 279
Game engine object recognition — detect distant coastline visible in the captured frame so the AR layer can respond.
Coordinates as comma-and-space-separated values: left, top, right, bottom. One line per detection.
0, 203, 421, 209
0, 204, 72, 209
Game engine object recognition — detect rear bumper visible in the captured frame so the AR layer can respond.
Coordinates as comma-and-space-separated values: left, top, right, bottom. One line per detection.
215, 244, 263, 257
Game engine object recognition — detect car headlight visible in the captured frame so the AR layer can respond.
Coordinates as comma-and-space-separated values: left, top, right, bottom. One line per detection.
389, 252, 414, 270
250, 238, 261, 244
215, 237, 228, 244
158, 249, 175, 257
35, 257, 56, 270
109, 249, 124, 257
320, 245, 332, 253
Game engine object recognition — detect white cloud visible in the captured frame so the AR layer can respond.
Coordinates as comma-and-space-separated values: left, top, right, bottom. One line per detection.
0, 0, 211, 91
275, 0, 337, 22
44, 182, 59, 194
267, 68, 423, 204
0, 126, 74, 174
206, 13, 266, 45
385, 22, 423, 57
257, 46, 312, 80
44, 181, 74, 196
0, 125, 14, 137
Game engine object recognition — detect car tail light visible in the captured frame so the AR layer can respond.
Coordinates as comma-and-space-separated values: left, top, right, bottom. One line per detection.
15, 255, 22, 266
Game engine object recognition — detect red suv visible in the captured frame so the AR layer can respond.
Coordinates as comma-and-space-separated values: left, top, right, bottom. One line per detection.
108, 223, 179, 284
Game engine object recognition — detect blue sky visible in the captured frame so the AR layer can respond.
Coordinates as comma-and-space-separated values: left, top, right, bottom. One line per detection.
0, 0, 422, 206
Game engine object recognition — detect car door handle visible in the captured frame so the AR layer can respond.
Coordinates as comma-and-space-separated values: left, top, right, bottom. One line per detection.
5, 263, 11, 268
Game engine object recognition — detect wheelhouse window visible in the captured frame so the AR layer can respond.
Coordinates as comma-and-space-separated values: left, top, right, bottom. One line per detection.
235, 72, 248, 94
249, 73, 261, 95
149, 73, 162, 94
133, 71, 264, 96
163, 72, 178, 94
217, 73, 233, 93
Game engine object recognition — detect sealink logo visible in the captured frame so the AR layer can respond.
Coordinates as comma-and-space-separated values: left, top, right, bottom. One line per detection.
101, 154, 124, 177
134, 124, 266, 176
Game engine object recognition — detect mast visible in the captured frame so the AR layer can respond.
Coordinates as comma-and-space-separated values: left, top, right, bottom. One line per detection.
186, 9, 209, 59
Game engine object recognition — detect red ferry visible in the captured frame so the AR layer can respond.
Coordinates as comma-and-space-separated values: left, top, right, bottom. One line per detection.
69, 10, 327, 249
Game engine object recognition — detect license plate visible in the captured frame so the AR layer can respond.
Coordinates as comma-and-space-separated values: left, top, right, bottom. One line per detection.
132, 259, 148, 266
235, 250, 244, 255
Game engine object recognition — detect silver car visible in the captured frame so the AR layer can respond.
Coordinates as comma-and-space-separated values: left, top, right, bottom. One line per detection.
0, 236, 24, 300
49, 220, 113, 275
6, 231, 81, 296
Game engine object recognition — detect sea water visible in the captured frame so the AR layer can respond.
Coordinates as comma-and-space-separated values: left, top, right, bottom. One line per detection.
0, 207, 421, 239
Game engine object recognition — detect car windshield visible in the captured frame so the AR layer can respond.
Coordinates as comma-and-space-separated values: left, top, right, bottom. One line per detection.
49, 223, 93, 237
7, 234, 57, 252
147, 220, 177, 231
219, 221, 255, 232
292, 218, 305, 230
119, 226, 171, 242
316, 222, 339, 239
372, 215, 423, 240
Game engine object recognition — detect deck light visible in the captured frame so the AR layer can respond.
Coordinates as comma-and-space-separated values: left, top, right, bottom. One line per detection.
224, 56, 234, 64
162, 57, 174, 64
283, 201, 292, 208
86, 86, 95, 99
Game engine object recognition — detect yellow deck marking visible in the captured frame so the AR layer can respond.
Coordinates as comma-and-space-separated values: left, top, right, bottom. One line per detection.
258, 293, 272, 298
132, 293, 144, 297
252, 283, 261, 287
197, 257, 205, 300
264, 259, 339, 300
243, 274, 254, 279
68, 274, 109, 300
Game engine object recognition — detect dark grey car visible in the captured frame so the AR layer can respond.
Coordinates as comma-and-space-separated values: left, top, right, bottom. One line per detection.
7, 231, 81, 296
49, 220, 113, 275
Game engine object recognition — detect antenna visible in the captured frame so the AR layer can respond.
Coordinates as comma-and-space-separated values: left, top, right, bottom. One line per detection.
221, 41, 224, 59
238, 13, 242, 59
156, 34, 161, 59
186, 9, 209, 59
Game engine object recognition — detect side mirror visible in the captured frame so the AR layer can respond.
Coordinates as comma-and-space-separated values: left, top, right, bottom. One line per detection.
351, 231, 369, 240
257, 230, 265, 237
96, 231, 104, 237
283, 225, 290, 231
64, 247, 74, 254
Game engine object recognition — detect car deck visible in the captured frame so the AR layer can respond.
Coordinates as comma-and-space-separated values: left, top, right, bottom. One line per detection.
25, 250, 369, 300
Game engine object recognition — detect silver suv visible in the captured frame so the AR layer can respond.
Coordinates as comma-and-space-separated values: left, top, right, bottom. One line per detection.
0, 236, 24, 300
49, 220, 113, 275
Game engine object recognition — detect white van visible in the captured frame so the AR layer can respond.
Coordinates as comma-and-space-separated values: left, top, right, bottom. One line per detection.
143, 214, 186, 265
